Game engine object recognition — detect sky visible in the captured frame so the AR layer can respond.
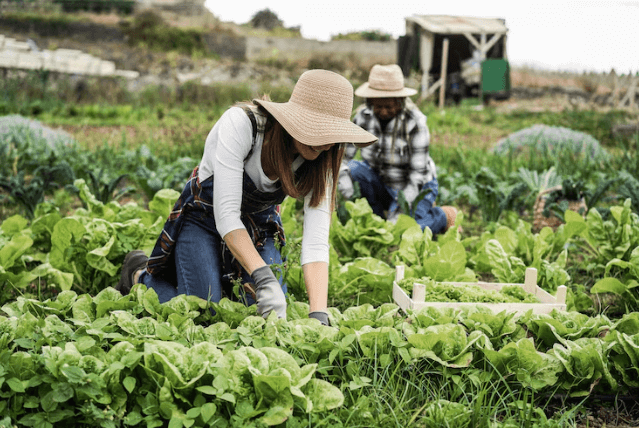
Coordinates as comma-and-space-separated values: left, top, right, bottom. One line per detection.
203, 0, 639, 74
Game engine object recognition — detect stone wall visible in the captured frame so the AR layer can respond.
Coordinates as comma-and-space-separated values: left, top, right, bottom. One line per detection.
202, 32, 246, 61
0, 34, 138, 78
136, 0, 206, 15
245, 37, 396, 68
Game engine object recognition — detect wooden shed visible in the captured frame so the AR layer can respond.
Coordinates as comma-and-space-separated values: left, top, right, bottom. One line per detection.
399, 15, 509, 102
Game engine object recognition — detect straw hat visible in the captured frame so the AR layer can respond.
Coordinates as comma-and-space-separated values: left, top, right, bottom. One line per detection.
354, 64, 418, 98
254, 69, 377, 147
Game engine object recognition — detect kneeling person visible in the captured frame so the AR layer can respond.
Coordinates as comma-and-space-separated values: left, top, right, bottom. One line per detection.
339, 64, 458, 234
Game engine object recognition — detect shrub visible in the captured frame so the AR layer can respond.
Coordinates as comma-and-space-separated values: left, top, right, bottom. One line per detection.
249, 8, 283, 30
123, 10, 208, 56
53, 0, 134, 14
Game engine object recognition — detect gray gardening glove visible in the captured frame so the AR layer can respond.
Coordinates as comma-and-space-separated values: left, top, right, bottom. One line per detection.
251, 266, 287, 320
338, 171, 354, 199
309, 311, 330, 326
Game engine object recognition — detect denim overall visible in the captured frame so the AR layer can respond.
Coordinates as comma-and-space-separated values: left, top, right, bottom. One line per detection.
348, 160, 447, 235
139, 109, 288, 304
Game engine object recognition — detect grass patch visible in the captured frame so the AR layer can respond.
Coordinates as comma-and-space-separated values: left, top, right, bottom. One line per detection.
417, 101, 638, 150
497, 109, 635, 146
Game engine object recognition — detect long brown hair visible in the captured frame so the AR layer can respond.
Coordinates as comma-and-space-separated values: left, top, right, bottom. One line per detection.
232, 98, 345, 209
259, 104, 345, 209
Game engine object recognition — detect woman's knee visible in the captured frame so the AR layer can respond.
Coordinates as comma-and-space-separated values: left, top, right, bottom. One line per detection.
174, 220, 224, 301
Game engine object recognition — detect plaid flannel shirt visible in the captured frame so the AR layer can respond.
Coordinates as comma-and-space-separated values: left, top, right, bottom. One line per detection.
342, 100, 437, 204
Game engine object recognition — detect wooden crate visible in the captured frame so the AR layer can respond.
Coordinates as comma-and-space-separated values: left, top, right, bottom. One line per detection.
392, 266, 567, 315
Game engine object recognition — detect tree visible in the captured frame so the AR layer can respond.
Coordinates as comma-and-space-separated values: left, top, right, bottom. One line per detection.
249, 9, 283, 30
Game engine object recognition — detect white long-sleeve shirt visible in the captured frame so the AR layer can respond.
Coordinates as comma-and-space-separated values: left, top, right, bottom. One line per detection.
198, 107, 331, 265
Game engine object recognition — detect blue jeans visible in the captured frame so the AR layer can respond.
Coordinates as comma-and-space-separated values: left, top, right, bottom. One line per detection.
138, 209, 286, 304
348, 160, 448, 235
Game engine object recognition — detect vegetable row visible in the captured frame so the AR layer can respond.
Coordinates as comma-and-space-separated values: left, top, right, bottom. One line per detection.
1, 287, 638, 426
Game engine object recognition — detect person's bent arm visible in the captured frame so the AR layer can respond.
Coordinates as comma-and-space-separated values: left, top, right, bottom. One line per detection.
301, 187, 332, 325
303, 261, 329, 312
223, 228, 267, 275
224, 228, 287, 319
304, 261, 330, 325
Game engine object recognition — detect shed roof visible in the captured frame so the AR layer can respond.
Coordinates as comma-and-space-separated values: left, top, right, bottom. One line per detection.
407, 15, 508, 35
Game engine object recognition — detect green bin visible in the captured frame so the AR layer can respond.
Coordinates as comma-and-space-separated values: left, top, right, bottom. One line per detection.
481, 59, 511, 100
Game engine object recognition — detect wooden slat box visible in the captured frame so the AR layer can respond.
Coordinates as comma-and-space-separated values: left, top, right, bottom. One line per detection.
392, 266, 567, 315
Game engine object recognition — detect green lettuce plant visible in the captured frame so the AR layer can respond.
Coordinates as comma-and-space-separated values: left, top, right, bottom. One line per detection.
571, 198, 639, 275
0, 179, 177, 303
478, 337, 563, 391
420, 399, 472, 428
330, 198, 398, 263
525, 311, 612, 349
392, 223, 475, 283
459, 307, 526, 349
548, 337, 617, 397
406, 324, 485, 368
606, 330, 639, 388
329, 257, 395, 306
397, 276, 540, 303
469, 221, 571, 293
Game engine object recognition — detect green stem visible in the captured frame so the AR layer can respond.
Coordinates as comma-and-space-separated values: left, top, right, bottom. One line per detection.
336, 277, 362, 296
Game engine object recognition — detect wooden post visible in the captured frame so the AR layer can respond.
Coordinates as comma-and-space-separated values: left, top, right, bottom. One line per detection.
556, 286, 568, 305
438, 38, 449, 109
479, 33, 486, 104
418, 30, 435, 102
412, 282, 426, 303
523, 268, 537, 295
481, 34, 502, 57
619, 76, 638, 108
480, 34, 487, 59
420, 72, 430, 101
395, 265, 405, 283
502, 34, 508, 60
611, 69, 619, 107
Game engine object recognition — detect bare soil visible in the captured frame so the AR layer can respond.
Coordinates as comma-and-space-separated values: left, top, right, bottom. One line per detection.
568, 396, 639, 428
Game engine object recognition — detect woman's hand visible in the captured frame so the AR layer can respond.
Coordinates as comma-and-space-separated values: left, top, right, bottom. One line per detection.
251, 266, 287, 319
309, 311, 330, 326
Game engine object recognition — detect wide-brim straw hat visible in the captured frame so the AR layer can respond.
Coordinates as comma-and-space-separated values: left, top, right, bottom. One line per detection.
254, 69, 377, 147
354, 64, 418, 98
